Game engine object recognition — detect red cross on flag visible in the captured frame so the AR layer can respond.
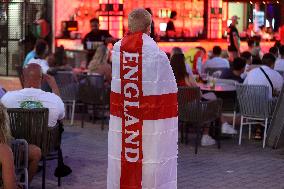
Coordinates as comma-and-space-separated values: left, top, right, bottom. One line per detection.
108, 32, 178, 189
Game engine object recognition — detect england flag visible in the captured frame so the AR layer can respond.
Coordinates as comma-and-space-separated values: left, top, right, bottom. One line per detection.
108, 32, 178, 189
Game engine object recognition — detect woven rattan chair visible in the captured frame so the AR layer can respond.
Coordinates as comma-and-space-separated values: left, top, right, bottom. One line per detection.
11, 139, 29, 189
78, 74, 109, 129
54, 71, 79, 125
7, 108, 64, 189
178, 86, 222, 154
178, 86, 201, 144
236, 84, 274, 148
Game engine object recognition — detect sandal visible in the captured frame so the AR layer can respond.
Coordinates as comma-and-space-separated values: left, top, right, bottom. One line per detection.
254, 128, 262, 140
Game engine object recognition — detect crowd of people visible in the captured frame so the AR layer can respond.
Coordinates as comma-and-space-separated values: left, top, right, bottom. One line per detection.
1, 7, 284, 189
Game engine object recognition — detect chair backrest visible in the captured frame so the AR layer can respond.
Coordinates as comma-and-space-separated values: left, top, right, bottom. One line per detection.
178, 86, 201, 122
200, 98, 223, 124
54, 71, 78, 101
236, 84, 270, 118
78, 74, 106, 105
7, 108, 49, 156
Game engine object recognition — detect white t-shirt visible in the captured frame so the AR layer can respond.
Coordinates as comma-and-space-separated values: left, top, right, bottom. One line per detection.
203, 57, 230, 70
274, 58, 284, 71
244, 65, 283, 98
26, 58, 49, 74
1, 88, 65, 127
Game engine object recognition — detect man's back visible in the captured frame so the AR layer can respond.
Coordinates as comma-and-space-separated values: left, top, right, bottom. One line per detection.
27, 58, 49, 74
109, 32, 177, 189
1, 88, 64, 127
204, 57, 230, 69
244, 65, 283, 98
274, 58, 284, 71
220, 68, 243, 83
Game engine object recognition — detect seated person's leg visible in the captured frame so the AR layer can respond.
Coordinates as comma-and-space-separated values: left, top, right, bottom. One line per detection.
0, 144, 16, 189
28, 145, 41, 183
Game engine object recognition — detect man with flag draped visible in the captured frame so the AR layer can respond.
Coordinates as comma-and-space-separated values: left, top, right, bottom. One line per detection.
107, 8, 178, 189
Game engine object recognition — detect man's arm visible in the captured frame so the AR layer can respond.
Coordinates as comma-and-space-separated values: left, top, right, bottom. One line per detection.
42, 74, 60, 96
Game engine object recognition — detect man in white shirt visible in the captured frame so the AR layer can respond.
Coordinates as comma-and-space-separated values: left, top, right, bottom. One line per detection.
26, 39, 50, 74
274, 45, 284, 71
1, 63, 64, 127
203, 46, 230, 72
244, 53, 283, 98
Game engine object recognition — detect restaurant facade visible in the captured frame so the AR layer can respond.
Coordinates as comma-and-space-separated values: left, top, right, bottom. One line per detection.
0, 0, 283, 75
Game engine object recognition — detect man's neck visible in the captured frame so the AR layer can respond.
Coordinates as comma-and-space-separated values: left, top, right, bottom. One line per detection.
232, 70, 241, 77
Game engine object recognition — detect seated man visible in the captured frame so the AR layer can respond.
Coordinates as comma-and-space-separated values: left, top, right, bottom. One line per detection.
1, 63, 64, 127
203, 46, 230, 72
26, 40, 49, 74
244, 53, 283, 99
274, 45, 284, 71
220, 57, 246, 83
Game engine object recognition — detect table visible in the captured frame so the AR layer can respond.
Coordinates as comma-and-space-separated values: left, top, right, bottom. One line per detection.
197, 83, 236, 92
198, 82, 236, 112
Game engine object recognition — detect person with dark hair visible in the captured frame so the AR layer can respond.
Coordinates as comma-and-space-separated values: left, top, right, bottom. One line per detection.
203, 46, 229, 71
166, 10, 177, 38
47, 45, 72, 74
145, 8, 155, 40
26, 39, 49, 73
170, 53, 221, 145
23, 39, 47, 67
241, 51, 253, 74
82, 17, 113, 65
220, 57, 246, 83
170, 54, 197, 87
269, 46, 279, 58
244, 53, 283, 98
274, 45, 284, 71
170, 47, 193, 76
227, 15, 240, 61
247, 38, 255, 52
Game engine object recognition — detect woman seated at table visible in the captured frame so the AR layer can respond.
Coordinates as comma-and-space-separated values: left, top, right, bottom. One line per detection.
0, 103, 41, 189
170, 54, 217, 146
88, 45, 112, 85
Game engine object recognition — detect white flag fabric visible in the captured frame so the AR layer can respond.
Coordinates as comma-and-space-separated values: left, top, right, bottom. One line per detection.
108, 32, 178, 189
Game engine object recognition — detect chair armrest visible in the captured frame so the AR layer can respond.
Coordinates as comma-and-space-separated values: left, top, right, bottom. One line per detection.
11, 139, 28, 170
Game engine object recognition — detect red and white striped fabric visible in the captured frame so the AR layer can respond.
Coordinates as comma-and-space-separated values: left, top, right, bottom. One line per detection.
108, 32, 178, 189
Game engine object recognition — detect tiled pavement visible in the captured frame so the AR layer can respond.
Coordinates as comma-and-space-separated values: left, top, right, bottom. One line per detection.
30, 120, 284, 189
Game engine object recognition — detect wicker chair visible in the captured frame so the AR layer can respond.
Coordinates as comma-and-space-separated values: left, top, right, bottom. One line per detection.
11, 139, 29, 189
7, 108, 64, 189
178, 86, 222, 154
236, 84, 274, 148
78, 74, 109, 129
54, 71, 79, 125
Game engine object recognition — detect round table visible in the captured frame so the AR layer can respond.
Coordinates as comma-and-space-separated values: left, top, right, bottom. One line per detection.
197, 82, 236, 112
197, 83, 236, 92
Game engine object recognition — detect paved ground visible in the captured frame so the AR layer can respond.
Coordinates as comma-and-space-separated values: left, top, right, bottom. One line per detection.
29, 120, 284, 189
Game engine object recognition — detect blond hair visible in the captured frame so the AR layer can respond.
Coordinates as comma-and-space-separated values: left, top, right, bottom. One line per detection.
128, 8, 152, 33
0, 103, 12, 144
